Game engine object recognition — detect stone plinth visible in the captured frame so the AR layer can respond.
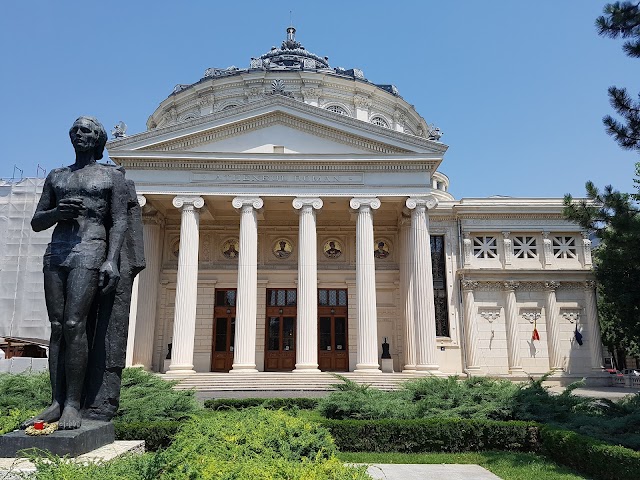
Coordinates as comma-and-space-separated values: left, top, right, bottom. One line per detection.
0, 420, 114, 458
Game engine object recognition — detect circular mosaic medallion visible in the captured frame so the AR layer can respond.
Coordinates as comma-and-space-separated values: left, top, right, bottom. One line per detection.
272, 239, 293, 259
374, 240, 390, 259
323, 239, 343, 259
221, 239, 240, 259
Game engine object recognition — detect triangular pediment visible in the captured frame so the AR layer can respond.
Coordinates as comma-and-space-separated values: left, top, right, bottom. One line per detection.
107, 95, 447, 157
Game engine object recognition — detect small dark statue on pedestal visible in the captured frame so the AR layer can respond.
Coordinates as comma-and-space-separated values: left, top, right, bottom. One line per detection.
23, 116, 145, 430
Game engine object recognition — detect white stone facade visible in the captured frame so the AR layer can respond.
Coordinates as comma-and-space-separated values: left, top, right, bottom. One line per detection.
0, 30, 604, 380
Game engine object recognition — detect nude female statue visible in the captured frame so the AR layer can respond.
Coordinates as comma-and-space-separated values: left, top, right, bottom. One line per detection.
25, 116, 128, 429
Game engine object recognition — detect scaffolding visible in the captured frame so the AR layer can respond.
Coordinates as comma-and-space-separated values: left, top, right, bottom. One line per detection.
0, 178, 51, 340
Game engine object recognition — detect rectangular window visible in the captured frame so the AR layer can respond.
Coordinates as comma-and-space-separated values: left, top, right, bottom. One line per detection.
553, 236, 577, 259
431, 235, 449, 337
268, 289, 297, 307
473, 236, 498, 258
513, 235, 538, 259
216, 290, 236, 307
318, 289, 348, 306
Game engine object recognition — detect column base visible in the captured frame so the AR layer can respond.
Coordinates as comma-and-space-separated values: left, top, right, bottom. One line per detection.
131, 363, 151, 371
464, 366, 485, 376
508, 367, 525, 375
230, 363, 259, 373
293, 364, 321, 372
402, 364, 417, 373
167, 363, 196, 375
354, 363, 381, 373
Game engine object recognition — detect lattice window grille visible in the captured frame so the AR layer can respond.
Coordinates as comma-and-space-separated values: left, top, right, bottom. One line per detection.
370, 116, 390, 128
473, 236, 498, 258
326, 105, 348, 116
513, 236, 538, 259
553, 236, 577, 259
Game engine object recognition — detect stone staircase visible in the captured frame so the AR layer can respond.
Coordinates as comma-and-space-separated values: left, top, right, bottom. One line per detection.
164, 371, 430, 393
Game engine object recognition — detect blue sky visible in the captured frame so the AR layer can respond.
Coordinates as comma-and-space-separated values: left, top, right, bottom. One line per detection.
1, 1, 638, 199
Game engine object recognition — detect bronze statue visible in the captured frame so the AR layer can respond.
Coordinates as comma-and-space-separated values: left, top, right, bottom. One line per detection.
24, 116, 144, 430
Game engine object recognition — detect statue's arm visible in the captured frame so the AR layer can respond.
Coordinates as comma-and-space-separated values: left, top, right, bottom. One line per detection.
106, 170, 129, 263
31, 173, 59, 232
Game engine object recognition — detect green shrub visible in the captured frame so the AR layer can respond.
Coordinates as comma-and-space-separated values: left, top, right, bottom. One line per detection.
322, 417, 540, 453
541, 426, 640, 480
154, 408, 368, 479
204, 397, 319, 411
113, 420, 182, 451
26, 452, 158, 480
115, 368, 201, 423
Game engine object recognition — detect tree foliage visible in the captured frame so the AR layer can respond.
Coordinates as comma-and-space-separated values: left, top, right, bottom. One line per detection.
564, 181, 640, 363
597, 2, 640, 151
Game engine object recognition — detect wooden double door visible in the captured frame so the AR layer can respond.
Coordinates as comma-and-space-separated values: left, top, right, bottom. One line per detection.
264, 289, 297, 371
210, 289, 236, 372
318, 305, 348, 371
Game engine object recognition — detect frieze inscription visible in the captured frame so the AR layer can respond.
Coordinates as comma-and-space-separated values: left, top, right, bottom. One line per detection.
191, 172, 364, 185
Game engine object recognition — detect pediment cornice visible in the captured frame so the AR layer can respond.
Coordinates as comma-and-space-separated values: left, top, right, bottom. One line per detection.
107, 94, 447, 155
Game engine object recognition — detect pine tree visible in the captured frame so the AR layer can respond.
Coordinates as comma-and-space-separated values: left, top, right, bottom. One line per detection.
596, 2, 640, 151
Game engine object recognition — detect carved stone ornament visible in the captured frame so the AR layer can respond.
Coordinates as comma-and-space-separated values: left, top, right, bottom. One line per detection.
461, 279, 479, 291
562, 310, 581, 323
405, 196, 438, 211
292, 197, 323, 210
584, 280, 596, 289
232, 196, 264, 211
479, 309, 501, 322
350, 197, 381, 211
545, 281, 561, 291
503, 281, 520, 291
521, 309, 541, 324
172, 196, 205, 210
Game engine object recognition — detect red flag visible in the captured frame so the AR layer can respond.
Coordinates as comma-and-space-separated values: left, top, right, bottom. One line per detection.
532, 319, 540, 341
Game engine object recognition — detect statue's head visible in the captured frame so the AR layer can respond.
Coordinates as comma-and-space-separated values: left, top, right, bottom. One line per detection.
69, 116, 108, 160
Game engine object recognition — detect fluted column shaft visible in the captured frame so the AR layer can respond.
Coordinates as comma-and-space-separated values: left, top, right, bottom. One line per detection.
231, 197, 263, 373
503, 282, 522, 373
399, 217, 416, 371
293, 198, 323, 372
462, 280, 481, 372
126, 275, 140, 367
544, 282, 563, 370
350, 197, 381, 373
584, 281, 604, 370
406, 196, 439, 371
130, 201, 165, 369
169, 196, 204, 374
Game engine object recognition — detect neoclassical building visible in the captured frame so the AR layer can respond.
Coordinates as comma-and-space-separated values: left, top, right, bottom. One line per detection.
2, 28, 605, 378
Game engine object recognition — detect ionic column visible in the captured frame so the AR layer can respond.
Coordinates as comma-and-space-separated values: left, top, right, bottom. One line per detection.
293, 197, 323, 372
231, 197, 263, 373
350, 197, 381, 373
129, 197, 166, 369
399, 214, 416, 371
584, 280, 604, 370
126, 275, 140, 367
461, 280, 481, 373
406, 196, 439, 372
544, 281, 563, 371
168, 196, 204, 374
503, 281, 522, 373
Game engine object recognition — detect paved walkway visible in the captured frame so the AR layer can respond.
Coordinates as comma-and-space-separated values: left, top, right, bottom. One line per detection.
362, 464, 501, 479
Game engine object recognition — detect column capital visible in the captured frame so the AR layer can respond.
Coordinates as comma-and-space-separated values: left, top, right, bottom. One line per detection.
137, 194, 147, 207
461, 279, 479, 291
350, 197, 380, 210
406, 196, 438, 210
503, 281, 520, 291
232, 196, 263, 210
173, 195, 204, 209
545, 281, 561, 291
292, 197, 323, 210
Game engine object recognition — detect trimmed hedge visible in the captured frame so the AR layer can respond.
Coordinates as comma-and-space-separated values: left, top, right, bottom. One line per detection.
204, 397, 319, 411
541, 426, 640, 480
321, 418, 541, 453
113, 420, 181, 451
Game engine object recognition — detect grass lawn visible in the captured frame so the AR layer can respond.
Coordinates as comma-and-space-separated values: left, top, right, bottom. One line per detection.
337, 451, 590, 480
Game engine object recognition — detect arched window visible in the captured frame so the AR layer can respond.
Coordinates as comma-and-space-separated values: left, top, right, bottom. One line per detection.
370, 116, 390, 128
326, 105, 348, 116
222, 104, 239, 111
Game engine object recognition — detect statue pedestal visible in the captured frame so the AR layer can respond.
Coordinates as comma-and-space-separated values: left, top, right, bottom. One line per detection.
381, 358, 394, 373
0, 420, 114, 458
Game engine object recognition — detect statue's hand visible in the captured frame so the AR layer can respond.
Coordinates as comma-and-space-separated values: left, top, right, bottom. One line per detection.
99, 260, 120, 294
56, 198, 84, 220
